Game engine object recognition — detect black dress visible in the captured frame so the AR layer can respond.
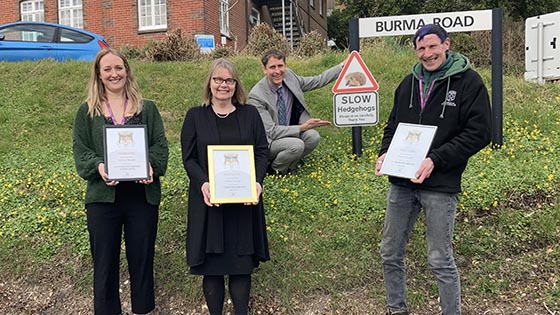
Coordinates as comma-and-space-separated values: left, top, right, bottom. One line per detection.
190, 110, 258, 275
181, 104, 270, 275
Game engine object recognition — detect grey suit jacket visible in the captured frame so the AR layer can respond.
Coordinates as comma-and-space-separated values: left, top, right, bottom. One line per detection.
248, 65, 341, 143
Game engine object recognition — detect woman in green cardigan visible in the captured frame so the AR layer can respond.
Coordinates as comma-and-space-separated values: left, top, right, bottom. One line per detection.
73, 48, 168, 315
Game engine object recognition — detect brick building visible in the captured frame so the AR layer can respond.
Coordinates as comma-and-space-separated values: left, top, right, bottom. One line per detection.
0, 0, 329, 51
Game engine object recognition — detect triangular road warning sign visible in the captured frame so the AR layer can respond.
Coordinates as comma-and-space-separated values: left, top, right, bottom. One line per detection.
332, 50, 379, 93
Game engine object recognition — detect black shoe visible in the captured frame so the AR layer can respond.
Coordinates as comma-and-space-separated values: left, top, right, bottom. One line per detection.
386, 310, 408, 315
266, 164, 277, 175
266, 164, 295, 176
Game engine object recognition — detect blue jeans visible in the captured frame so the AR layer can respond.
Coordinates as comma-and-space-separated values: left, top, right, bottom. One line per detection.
380, 184, 461, 315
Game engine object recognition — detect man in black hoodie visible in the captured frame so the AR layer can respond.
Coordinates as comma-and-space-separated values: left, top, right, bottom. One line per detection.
375, 24, 492, 315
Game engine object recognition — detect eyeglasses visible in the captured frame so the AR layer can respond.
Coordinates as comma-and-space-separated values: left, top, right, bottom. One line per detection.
212, 77, 237, 85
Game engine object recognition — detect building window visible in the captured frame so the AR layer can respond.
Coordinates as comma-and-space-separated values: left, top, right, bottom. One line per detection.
138, 0, 167, 31
249, 7, 260, 26
21, 0, 44, 22
319, 0, 323, 16
58, 0, 83, 28
309, 0, 314, 8
219, 0, 229, 35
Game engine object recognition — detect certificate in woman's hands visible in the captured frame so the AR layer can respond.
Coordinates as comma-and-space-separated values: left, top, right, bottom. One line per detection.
207, 145, 258, 204
380, 123, 437, 179
103, 125, 149, 181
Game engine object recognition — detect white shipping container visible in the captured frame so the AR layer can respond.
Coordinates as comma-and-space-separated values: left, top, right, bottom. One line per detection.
525, 11, 560, 83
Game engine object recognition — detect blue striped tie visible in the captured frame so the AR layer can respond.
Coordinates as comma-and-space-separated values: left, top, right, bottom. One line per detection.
276, 87, 287, 125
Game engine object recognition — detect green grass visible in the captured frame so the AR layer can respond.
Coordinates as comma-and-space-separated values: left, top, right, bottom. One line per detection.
0, 44, 559, 313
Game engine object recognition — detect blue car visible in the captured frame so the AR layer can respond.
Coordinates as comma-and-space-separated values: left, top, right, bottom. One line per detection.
0, 21, 109, 62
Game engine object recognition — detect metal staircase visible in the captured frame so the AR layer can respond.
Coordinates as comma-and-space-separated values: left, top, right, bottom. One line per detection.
267, 0, 305, 48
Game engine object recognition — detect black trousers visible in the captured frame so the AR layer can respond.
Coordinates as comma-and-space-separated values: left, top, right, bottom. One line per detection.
86, 182, 158, 315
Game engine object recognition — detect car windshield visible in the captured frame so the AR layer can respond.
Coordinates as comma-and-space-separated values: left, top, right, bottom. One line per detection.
0, 24, 56, 42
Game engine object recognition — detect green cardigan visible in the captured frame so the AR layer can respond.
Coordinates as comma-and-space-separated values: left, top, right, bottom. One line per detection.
73, 99, 168, 205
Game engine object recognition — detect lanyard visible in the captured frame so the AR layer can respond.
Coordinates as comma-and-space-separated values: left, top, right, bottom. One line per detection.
106, 98, 128, 125
419, 75, 436, 110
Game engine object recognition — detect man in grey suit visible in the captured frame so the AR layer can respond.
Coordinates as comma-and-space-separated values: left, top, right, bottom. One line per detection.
248, 48, 344, 174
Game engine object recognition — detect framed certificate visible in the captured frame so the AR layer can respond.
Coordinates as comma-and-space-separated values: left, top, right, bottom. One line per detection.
207, 145, 258, 204
380, 123, 438, 179
103, 125, 149, 181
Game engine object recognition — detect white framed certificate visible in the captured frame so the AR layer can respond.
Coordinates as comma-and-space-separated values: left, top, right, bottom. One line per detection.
380, 123, 438, 179
208, 145, 258, 204
103, 125, 149, 181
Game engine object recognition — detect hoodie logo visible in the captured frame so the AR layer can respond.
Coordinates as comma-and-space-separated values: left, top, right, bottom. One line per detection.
443, 90, 457, 107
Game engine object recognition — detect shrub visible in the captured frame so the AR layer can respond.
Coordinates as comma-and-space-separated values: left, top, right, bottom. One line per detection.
327, 7, 349, 50
295, 30, 328, 58
212, 45, 235, 59
245, 23, 291, 57
119, 44, 144, 60
145, 28, 202, 62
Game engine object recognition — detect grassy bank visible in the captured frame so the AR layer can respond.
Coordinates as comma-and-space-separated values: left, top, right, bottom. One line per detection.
0, 43, 558, 314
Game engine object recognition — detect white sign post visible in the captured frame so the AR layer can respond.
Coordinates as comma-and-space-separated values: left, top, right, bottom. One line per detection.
333, 92, 379, 127
332, 51, 379, 128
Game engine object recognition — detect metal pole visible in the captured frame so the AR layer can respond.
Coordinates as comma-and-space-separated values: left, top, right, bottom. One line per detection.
281, 0, 286, 37
537, 22, 544, 84
491, 8, 503, 146
349, 18, 362, 157
289, 1, 293, 48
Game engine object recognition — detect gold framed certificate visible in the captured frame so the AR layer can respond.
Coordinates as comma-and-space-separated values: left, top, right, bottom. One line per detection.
380, 123, 438, 179
207, 145, 258, 204
103, 125, 149, 181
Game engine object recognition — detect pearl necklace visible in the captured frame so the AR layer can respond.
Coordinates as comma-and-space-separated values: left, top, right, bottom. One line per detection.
213, 106, 235, 119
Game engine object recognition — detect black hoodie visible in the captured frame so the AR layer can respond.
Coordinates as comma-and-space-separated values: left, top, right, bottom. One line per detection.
379, 52, 492, 193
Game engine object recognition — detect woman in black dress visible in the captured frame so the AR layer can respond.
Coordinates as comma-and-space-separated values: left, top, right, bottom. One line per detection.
180, 58, 269, 315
